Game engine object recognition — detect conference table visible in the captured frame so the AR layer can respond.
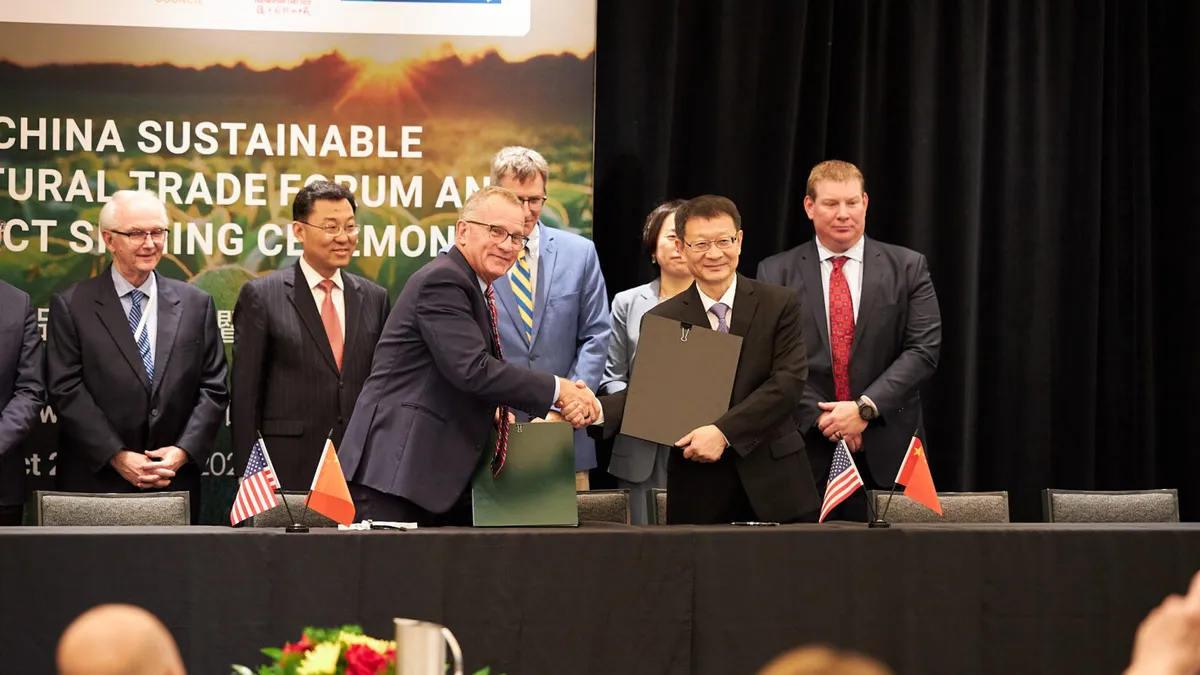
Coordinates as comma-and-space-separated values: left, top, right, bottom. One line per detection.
2, 522, 1198, 675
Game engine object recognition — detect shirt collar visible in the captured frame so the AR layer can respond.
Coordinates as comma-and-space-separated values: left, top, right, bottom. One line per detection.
111, 264, 156, 299
526, 221, 541, 257
816, 235, 866, 263
299, 254, 343, 291
697, 275, 738, 312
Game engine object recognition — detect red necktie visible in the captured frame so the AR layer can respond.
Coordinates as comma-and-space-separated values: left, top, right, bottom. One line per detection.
828, 256, 855, 401
317, 279, 343, 371
485, 286, 510, 476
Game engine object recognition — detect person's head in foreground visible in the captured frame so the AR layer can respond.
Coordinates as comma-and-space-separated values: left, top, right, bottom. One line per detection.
57, 604, 185, 675
758, 645, 893, 675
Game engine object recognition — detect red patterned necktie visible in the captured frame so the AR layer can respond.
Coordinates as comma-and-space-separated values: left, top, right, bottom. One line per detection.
828, 256, 855, 401
485, 285, 510, 476
317, 279, 343, 371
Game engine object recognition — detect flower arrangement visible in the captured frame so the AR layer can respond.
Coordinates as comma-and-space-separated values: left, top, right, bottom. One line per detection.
231, 625, 495, 675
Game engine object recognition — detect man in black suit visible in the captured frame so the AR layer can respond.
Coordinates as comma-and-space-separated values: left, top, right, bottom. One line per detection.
231, 181, 390, 488
339, 185, 597, 526
590, 195, 819, 525
47, 190, 229, 523
0, 276, 45, 526
757, 160, 941, 521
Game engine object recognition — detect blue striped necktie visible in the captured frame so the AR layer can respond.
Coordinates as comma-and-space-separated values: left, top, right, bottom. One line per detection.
128, 289, 154, 383
510, 247, 534, 342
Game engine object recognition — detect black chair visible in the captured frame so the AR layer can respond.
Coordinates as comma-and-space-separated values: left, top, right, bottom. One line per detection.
577, 489, 631, 524
649, 488, 668, 525
248, 491, 339, 528
1042, 489, 1179, 523
868, 490, 1010, 523
35, 490, 190, 526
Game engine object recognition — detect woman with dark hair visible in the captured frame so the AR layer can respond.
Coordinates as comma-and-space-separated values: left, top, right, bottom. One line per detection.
599, 199, 692, 524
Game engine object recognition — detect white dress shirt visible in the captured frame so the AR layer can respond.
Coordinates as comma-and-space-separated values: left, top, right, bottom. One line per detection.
696, 275, 738, 331
816, 235, 866, 337
299, 255, 345, 339
111, 265, 158, 359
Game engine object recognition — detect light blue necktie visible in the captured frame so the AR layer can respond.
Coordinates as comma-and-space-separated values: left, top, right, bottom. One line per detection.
128, 289, 154, 383
709, 302, 731, 333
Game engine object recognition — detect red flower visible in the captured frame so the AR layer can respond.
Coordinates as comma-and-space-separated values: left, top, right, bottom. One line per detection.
344, 643, 393, 675
282, 634, 312, 655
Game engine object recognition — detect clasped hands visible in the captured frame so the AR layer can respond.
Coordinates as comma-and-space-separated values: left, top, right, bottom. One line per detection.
817, 401, 867, 452
547, 378, 601, 429
109, 446, 188, 489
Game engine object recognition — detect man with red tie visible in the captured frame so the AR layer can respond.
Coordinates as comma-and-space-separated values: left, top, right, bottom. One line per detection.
757, 160, 942, 522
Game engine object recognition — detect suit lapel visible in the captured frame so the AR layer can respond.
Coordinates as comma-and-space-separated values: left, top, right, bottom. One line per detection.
286, 262, 340, 374
150, 274, 181, 398
342, 274, 362, 366
530, 223, 556, 348
851, 238, 882, 360
677, 283, 712, 331
93, 270, 151, 392
798, 241, 830, 352
729, 274, 759, 337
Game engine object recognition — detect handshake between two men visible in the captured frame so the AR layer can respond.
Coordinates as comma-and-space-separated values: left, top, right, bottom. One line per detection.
490, 378, 601, 430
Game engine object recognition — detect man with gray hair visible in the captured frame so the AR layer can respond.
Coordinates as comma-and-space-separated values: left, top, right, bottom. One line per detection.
488, 146, 611, 489
47, 190, 228, 523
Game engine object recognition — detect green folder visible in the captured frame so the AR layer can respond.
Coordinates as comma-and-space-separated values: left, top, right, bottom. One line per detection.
471, 421, 578, 527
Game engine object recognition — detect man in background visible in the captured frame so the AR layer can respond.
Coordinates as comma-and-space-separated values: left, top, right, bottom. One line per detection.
488, 146, 610, 490
57, 604, 186, 675
231, 181, 390, 487
47, 190, 228, 523
0, 254, 45, 525
757, 160, 941, 521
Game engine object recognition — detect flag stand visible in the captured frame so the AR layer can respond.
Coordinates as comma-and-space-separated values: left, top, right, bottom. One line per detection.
286, 428, 334, 533
867, 478, 890, 529
279, 489, 308, 533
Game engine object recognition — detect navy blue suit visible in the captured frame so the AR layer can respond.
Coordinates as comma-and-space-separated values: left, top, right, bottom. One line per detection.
0, 281, 45, 513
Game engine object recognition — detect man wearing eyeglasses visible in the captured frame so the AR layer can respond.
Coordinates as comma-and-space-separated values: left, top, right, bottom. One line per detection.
338, 186, 599, 526
230, 181, 391, 489
588, 195, 820, 524
487, 146, 611, 491
46, 190, 228, 523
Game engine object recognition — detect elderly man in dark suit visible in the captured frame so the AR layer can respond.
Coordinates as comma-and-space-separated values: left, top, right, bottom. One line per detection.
757, 160, 942, 521
590, 195, 820, 525
231, 181, 390, 488
47, 190, 228, 523
339, 185, 598, 526
0, 276, 45, 526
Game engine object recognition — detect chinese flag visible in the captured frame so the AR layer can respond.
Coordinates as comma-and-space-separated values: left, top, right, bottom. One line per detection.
895, 436, 942, 516
305, 439, 355, 526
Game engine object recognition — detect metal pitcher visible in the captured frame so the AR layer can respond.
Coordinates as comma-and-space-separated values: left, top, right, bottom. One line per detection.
393, 618, 464, 675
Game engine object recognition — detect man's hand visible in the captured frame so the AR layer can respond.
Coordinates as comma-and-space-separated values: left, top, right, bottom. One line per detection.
143, 446, 188, 488
844, 433, 863, 452
109, 450, 176, 489
676, 425, 727, 463
494, 408, 516, 425
1126, 570, 1200, 675
557, 378, 600, 429
817, 401, 868, 442
533, 411, 565, 423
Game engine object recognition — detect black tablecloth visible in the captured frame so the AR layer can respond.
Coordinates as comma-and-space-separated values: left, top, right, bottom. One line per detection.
3, 523, 1200, 675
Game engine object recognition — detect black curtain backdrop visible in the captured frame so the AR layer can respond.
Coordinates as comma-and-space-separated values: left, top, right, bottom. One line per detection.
592, 0, 1200, 521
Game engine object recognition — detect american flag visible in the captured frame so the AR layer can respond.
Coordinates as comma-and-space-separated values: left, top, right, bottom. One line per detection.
230, 437, 281, 526
819, 440, 864, 522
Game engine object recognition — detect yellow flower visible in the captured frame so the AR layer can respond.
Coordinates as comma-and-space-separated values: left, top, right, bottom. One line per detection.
338, 631, 396, 656
297, 642, 341, 675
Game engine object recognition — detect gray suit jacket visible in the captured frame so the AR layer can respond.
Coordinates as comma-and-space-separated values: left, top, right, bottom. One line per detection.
599, 279, 665, 483
756, 237, 941, 482
231, 262, 390, 488
0, 281, 45, 506
339, 247, 556, 514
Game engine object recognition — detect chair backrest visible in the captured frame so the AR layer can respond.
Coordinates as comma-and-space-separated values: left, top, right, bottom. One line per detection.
577, 490, 631, 524
248, 492, 339, 528
650, 488, 668, 525
1042, 489, 1180, 523
36, 491, 190, 526
869, 490, 1010, 523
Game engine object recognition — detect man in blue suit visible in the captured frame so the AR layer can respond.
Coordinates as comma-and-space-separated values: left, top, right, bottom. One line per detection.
489, 146, 611, 490
339, 186, 599, 526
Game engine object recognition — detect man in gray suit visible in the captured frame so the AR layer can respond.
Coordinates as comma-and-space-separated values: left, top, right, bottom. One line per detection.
231, 181, 390, 488
339, 186, 598, 526
757, 160, 941, 521
47, 190, 228, 523
0, 273, 45, 526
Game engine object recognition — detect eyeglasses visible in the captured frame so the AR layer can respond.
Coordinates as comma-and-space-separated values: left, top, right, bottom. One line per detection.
516, 196, 547, 208
110, 229, 167, 245
463, 220, 530, 248
684, 235, 739, 253
299, 220, 359, 236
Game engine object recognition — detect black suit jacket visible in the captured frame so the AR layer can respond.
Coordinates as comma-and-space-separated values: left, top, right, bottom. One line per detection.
0, 281, 45, 506
231, 263, 390, 488
46, 269, 229, 521
597, 275, 821, 524
756, 237, 941, 482
339, 247, 556, 514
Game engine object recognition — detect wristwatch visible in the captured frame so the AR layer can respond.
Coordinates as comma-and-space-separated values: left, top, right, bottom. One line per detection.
856, 397, 876, 421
